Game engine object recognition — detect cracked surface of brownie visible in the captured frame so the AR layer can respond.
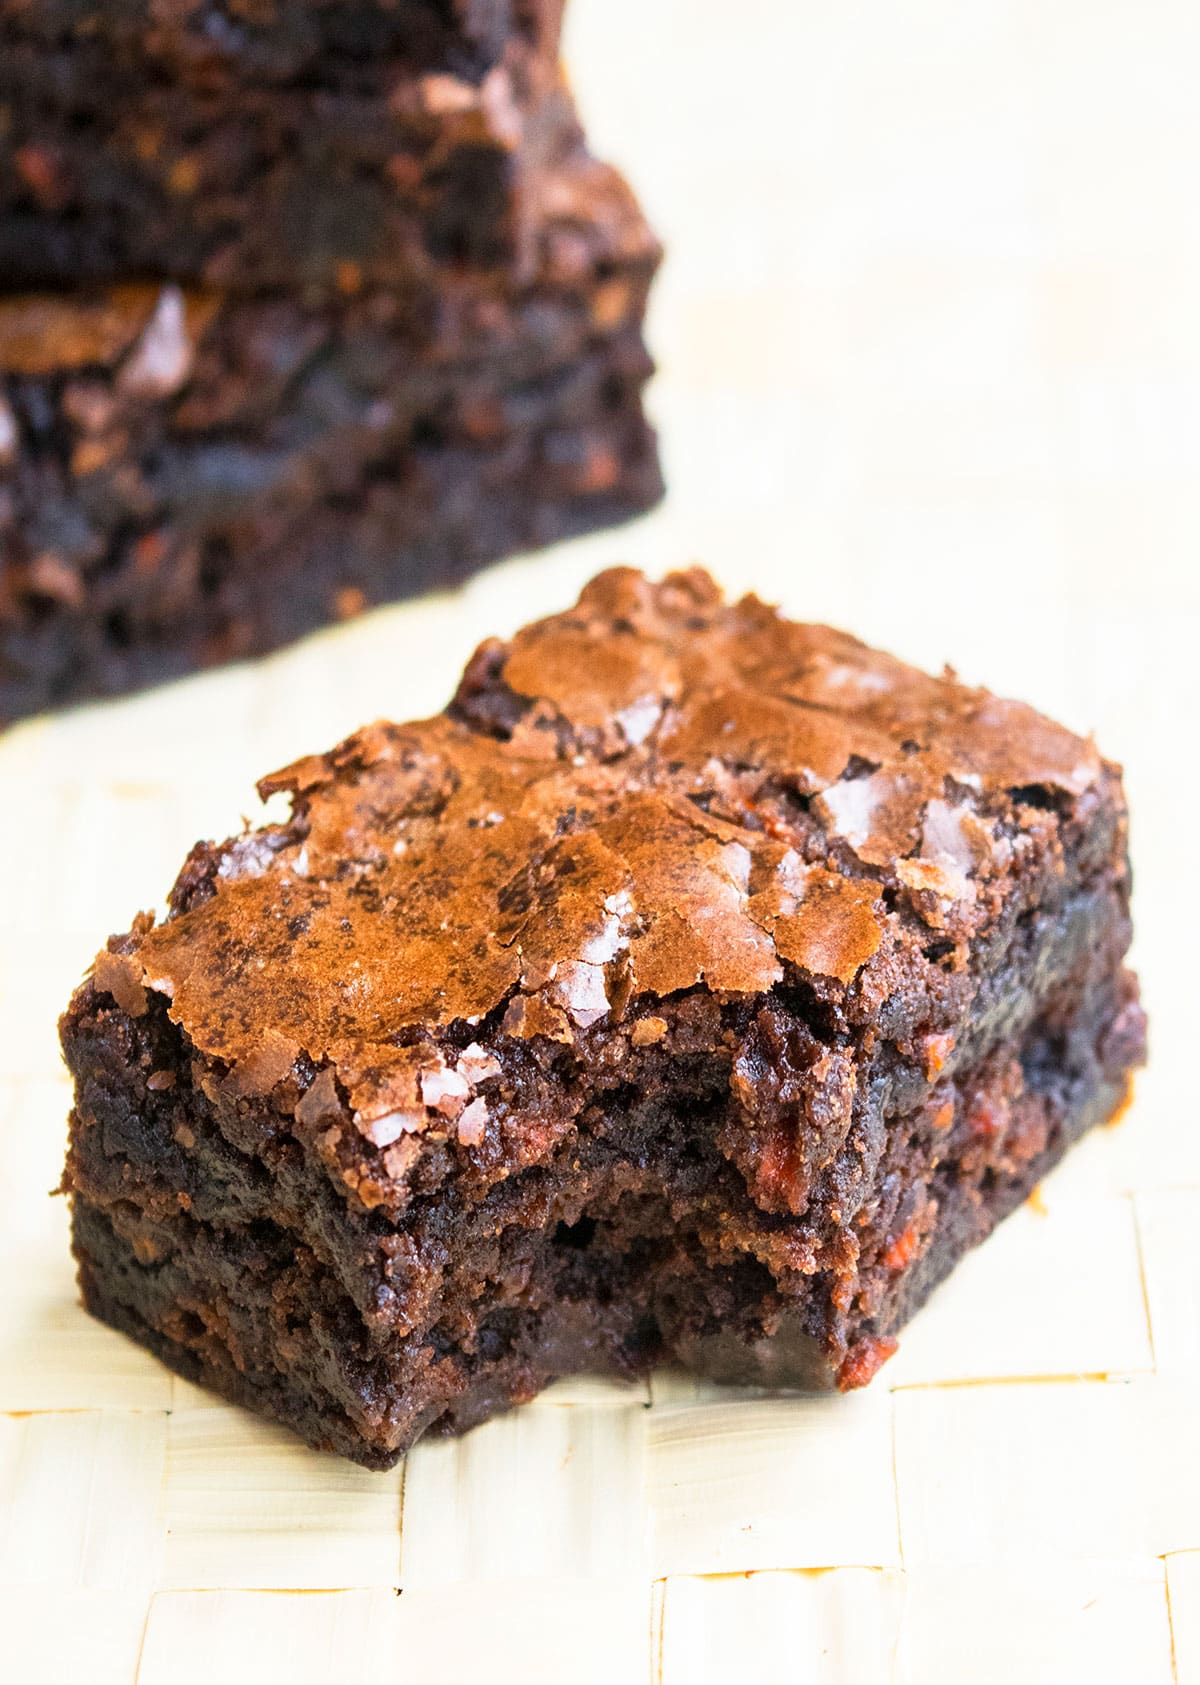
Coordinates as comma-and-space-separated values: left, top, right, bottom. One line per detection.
61, 568, 1146, 1465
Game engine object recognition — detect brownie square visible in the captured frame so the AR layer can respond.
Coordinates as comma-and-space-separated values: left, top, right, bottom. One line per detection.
60, 569, 1145, 1466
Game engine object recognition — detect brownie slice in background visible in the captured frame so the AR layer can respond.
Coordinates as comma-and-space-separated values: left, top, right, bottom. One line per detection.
0, 158, 661, 720
61, 568, 1145, 1466
0, 0, 663, 721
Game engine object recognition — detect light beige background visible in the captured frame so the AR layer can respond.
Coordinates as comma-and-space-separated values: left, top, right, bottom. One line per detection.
2, 1, 1198, 1679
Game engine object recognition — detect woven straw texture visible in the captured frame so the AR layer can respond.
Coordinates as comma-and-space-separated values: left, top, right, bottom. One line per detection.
2, 0, 1198, 1678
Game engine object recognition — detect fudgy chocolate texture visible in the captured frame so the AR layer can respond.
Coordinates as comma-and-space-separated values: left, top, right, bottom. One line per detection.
0, 34, 579, 290
0, 159, 662, 721
61, 569, 1146, 1466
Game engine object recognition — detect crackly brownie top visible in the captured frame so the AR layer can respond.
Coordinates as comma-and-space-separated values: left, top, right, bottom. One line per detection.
92, 568, 1110, 1167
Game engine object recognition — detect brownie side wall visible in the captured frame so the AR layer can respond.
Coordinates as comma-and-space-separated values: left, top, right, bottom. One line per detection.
69, 958, 1139, 1467
64, 928, 1141, 1450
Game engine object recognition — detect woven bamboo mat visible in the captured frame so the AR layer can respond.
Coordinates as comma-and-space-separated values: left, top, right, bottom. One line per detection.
3, 1, 1199, 1678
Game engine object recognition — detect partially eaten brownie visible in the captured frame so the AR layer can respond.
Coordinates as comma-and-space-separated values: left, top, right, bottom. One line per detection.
60, 568, 1146, 1466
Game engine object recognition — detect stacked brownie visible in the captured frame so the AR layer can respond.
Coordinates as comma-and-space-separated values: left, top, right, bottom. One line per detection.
0, 0, 662, 720
61, 569, 1146, 1467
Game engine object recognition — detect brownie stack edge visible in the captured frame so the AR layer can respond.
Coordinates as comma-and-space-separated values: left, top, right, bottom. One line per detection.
0, 0, 662, 721
60, 568, 1146, 1469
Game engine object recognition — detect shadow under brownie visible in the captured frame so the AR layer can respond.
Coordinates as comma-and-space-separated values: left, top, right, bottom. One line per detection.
60, 568, 1146, 1467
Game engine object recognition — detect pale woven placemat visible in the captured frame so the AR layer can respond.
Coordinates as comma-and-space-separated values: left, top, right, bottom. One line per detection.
2, 1, 1198, 1678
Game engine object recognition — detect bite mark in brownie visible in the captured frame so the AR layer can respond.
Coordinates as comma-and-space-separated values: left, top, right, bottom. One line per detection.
60, 568, 1146, 1466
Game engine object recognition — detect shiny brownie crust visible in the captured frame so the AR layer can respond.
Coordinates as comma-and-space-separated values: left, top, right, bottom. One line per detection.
60, 568, 1146, 1466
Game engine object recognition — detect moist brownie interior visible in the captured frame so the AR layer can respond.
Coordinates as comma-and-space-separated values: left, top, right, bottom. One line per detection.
61, 568, 1145, 1466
